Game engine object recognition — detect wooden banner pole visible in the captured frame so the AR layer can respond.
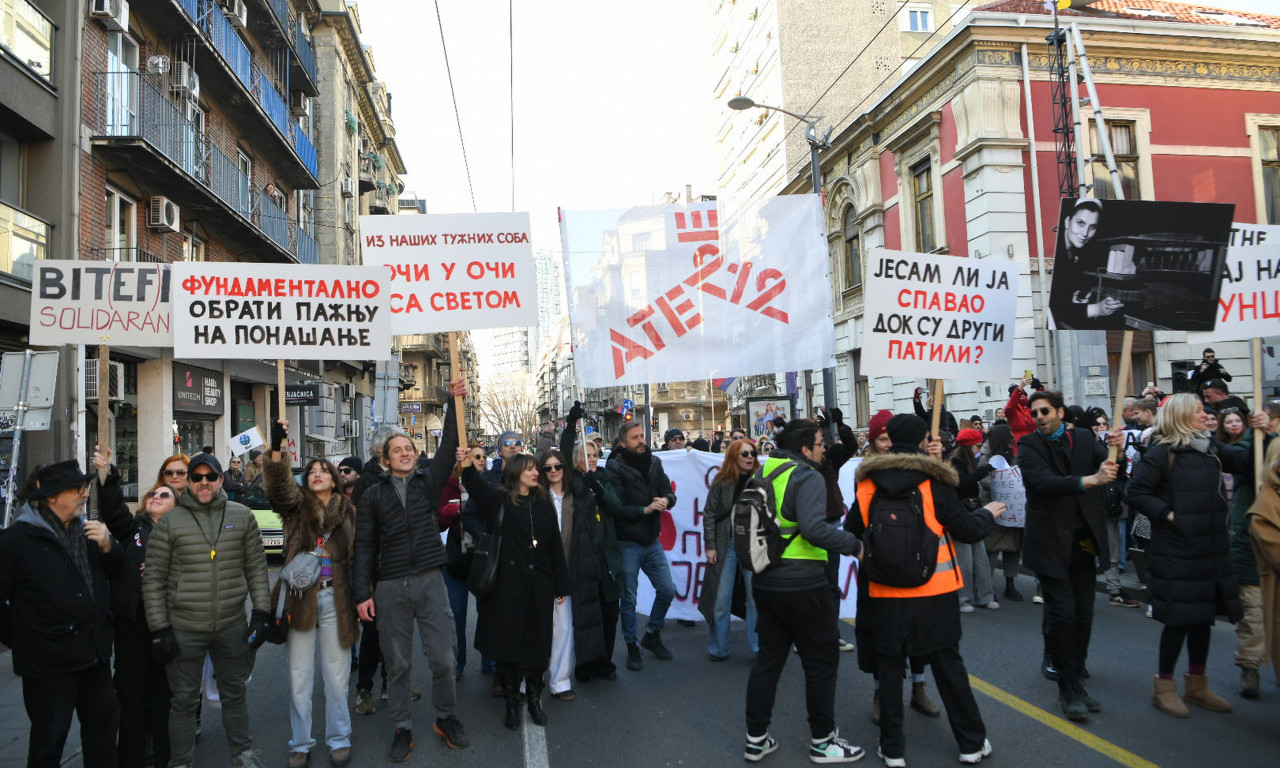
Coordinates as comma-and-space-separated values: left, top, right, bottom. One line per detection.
1109, 331, 1134, 462
930, 379, 944, 443
97, 344, 110, 453
276, 359, 286, 457
448, 332, 466, 444
1254, 337, 1265, 492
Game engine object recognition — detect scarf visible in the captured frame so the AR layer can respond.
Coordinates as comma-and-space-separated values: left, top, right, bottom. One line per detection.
619, 447, 652, 474
1043, 423, 1067, 443
40, 506, 93, 590
1187, 434, 1211, 454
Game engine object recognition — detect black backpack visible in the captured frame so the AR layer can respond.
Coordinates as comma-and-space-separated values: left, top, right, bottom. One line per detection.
732, 460, 800, 574
859, 480, 942, 588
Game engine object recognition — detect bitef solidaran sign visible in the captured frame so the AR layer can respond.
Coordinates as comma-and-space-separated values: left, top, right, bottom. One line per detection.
359, 211, 538, 333
30, 260, 173, 346
170, 263, 392, 359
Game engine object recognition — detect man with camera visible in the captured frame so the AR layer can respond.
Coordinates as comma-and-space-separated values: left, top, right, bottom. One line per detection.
1188, 348, 1233, 394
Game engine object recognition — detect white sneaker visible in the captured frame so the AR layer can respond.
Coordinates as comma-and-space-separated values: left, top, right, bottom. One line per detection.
982, 601, 1000, 610
810, 730, 865, 764
959, 604, 975, 614
744, 733, 778, 762
877, 747, 906, 767
958, 739, 992, 764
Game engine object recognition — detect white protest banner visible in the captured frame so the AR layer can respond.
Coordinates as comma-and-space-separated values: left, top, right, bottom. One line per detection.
359, 212, 536, 333
639, 450, 859, 622
1187, 224, 1280, 344
985, 456, 1026, 528
30, 260, 173, 346
229, 426, 265, 458
171, 263, 391, 359
560, 196, 835, 388
862, 248, 1019, 381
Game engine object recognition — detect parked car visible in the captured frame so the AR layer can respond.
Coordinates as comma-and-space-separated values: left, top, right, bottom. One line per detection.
239, 467, 303, 557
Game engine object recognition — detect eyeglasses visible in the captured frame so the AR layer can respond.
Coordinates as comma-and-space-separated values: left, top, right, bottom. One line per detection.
163, 468, 187, 477
740, 450, 757, 458
540, 464, 564, 473
146, 490, 174, 500
189, 471, 219, 483
339, 467, 357, 474
1032, 407, 1056, 417
502, 439, 523, 447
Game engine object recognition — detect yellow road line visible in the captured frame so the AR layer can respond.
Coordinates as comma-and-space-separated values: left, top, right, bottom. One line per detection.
969, 675, 1161, 768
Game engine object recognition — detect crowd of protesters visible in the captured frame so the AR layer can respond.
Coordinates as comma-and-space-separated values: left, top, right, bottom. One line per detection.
3, 365, 1280, 767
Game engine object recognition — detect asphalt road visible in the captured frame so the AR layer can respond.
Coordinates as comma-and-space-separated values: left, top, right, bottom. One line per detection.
23, 570, 1280, 768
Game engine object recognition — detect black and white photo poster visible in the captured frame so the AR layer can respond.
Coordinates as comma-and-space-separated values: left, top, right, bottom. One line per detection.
1048, 198, 1235, 331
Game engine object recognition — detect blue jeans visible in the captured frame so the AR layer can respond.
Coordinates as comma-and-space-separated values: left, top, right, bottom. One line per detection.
286, 586, 352, 753
708, 544, 757, 658
619, 539, 676, 645
442, 567, 469, 675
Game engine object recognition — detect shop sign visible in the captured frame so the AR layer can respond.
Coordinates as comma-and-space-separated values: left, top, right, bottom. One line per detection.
285, 383, 320, 406
173, 363, 223, 415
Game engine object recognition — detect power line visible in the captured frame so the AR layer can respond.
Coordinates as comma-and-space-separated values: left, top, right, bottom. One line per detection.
433, 0, 477, 213
509, 0, 515, 213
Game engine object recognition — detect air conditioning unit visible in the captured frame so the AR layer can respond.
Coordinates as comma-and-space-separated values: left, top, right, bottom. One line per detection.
85, 361, 126, 401
145, 55, 171, 75
289, 91, 308, 117
343, 419, 362, 439
341, 177, 355, 198
90, 0, 129, 32
338, 382, 355, 400
148, 196, 180, 232
171, 61, 198, 100
223, 0, 248, 30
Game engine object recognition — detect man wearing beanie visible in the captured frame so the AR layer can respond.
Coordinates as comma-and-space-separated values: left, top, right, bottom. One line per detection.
1017, 390, 1122, 723
744, 419, 866, 764
338, 457, 363, 499
845, 414, 1003, 766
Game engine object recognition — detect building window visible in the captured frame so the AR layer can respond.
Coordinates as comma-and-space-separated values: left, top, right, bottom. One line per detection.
1091, 121, 1141, 201
901, 5, 933, 32
842, 205, 861, 290
1262, 127, 1279, 225
912, 159, 935, 252
103, 187, 136, 260
182, 235, 205, 262
236, 151, 252, 219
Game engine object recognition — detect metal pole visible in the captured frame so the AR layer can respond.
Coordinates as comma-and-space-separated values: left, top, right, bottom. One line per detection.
1071, 23, 1124, 199
810, 130, 838, 444
3, 351, 35, 527
643, 382, 651, 447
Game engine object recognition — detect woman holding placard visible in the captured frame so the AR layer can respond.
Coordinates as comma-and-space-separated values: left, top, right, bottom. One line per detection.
979, 424, 1026, 602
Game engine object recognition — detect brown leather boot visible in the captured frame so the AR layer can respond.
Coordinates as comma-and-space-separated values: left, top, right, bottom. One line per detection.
1184, 674, 1231, 713
1152, 676, 1189, 718
910, 681, 940, 717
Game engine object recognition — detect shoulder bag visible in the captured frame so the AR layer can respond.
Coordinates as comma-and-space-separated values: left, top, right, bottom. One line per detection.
467, 505, 504, 598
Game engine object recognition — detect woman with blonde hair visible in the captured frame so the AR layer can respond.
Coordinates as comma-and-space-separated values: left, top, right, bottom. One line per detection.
700, 438, 760, 660
1127, 393, 1261, 717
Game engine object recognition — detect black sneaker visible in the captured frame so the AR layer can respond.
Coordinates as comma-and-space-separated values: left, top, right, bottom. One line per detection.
1060, 691, 1089, 722
1108, 593, 1140, 608
626, 643, 643, 670
1004, 586, 1023, 602
640, 630, 673, 660
433, 716, 469, 749
387, 728, 412, 763
1042, 656, 1059, 681
744, 732, 778, 762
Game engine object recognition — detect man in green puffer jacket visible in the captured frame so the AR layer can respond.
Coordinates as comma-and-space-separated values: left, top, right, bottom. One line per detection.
143, 452, 271, 768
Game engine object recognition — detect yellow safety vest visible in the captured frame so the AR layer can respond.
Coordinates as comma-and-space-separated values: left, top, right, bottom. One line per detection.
763, 457, 827, 563
856, 477, 961, 598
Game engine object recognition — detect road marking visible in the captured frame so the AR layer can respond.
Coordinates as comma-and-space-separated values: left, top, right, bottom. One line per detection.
969, 675, 1161, 768
523, 716, 549, 768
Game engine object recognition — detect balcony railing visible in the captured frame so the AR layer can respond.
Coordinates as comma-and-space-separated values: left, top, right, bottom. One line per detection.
258, 190, 293, 254
0, 0, 52, 81
84, 247, 166, 263
297, 228, 318, 264
0, 199, 48, 281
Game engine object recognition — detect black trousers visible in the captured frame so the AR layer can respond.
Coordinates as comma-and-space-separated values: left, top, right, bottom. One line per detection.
877, 645, 985, 759
746, 584, 839, 740
114, 616, 171, 768
23, 663, 118, 768
1038, 543, 1097, 692
597, 577, 620, 674
356, 617, 384, 692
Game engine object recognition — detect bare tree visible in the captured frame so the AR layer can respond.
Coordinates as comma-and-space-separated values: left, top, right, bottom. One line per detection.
475, 371, 539, 440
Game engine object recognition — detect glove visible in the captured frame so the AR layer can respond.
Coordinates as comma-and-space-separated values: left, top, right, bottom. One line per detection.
244, 609, 274, 650
583, 470, 603, 495
567, 401, 584, 423
151, 627, 180, 664
830, 407, 845, 427
270, 421, 288, 452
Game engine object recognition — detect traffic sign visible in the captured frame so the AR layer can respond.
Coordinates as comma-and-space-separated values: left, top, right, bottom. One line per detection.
622, 398, 634, 409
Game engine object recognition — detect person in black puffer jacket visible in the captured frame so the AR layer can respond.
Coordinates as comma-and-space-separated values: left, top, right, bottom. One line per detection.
605, 421, 677, 671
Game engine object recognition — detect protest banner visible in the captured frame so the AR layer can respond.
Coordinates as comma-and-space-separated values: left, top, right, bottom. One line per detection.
359, 212, 537, 333
559, 195, 835, 388
1047, 198, 1235, 331
1187, 224, 1280, 344
985, 456, 1026, 528
170, 263, 391, 359
30, 260, 173, 346
861, 248, 1020, 381
636, 449, 859, 622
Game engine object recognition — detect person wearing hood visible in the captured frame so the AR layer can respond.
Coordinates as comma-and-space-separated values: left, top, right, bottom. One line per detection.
744, 419, 866, 764
141, 451, 272, 768
845, 415, 1002, 766
606, 421, 678, 670
0, 459, 122, 768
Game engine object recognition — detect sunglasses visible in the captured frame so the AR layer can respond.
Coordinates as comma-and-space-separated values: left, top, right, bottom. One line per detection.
740, 450, 757, 458
339, 467, 357, 474
540, 464, 564, 473
503, 439, 523, 447
1218, 406, 1240, 415
146, 490, 174, 500
189, 471, 220, 483
163, 468, 187, 477
1032, 407, 1056, 417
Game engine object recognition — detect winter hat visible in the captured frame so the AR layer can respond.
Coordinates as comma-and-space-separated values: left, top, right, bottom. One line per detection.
956, 428, 984, 447
691, 438, 710, 452
27, 459, 92, 499
868, 409, 894, 442
339, 456, 363, 474
664, 428, 686, 444
886, 413, 929, 450
497, 430, 523, 448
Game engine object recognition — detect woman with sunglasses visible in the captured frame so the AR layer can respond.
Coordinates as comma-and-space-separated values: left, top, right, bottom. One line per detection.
460, 449, 570, 731
155, 453, 191, 494
96, 444, 178, 768
223, 455, 249, 501
263, 422, 358, 767
700, 438, 760, 661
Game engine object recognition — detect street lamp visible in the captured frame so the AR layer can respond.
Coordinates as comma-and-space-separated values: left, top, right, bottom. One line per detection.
728, 95, 838, 438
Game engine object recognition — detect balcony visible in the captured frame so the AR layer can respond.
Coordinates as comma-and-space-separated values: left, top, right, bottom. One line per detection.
132, 0, 318, 187
245, 0, 319, 96
0, 0, 52, 82
369, 184, 392, 215
0, 199, 49, 281
84, 247, 167, 263
87, 71, 310, 263
358, 155, 377, 193
398, 333, 448, 358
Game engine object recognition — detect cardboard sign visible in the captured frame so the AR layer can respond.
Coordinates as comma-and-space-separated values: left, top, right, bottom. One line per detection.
1187, 224, 1280, 343
985, 456, 1026, 528
861, 248, 1019, 380
359, 212, 537, 333
229, 426, 265, 457
30, 260, 173, 346
171, 263, 391, 359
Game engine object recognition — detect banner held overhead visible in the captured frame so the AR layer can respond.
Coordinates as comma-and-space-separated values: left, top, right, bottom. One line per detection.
30, 260, 173, 347
1187, 224, 1280, 344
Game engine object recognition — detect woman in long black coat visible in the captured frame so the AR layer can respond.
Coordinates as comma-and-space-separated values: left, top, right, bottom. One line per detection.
460, 451, 570, 731
1127, 393, 1253, 718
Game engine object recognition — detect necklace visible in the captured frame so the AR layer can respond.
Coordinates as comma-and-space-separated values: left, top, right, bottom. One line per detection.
530, 499, 538, 548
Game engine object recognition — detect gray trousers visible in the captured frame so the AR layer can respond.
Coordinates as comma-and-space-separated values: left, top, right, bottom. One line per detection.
1103, 520, 1123, 595
376, 568, 457, 728
168, 624, 254, 766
